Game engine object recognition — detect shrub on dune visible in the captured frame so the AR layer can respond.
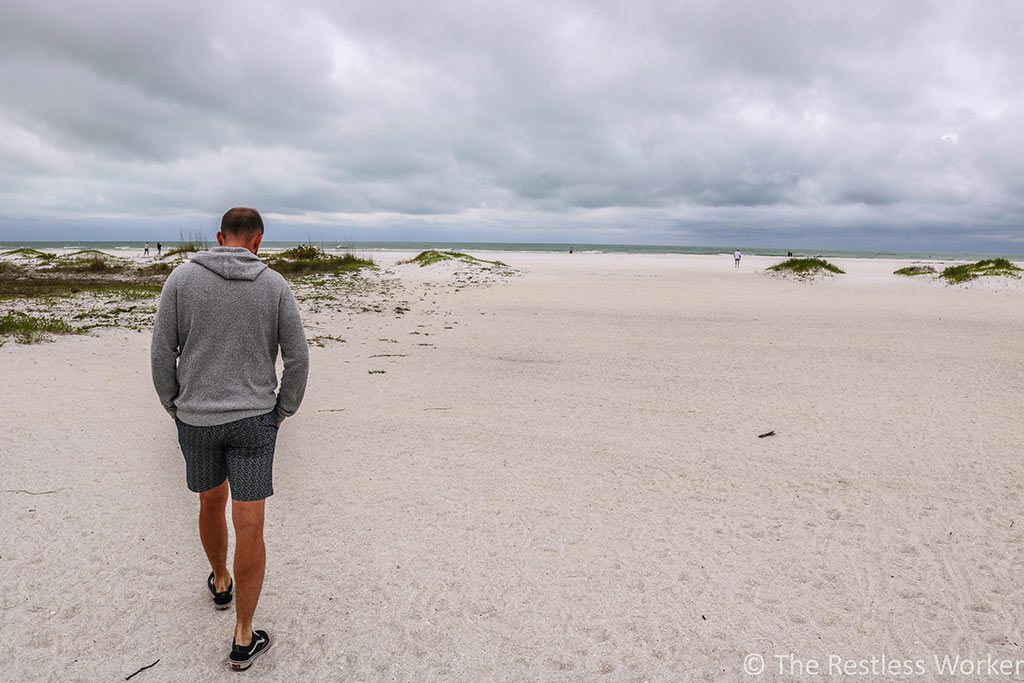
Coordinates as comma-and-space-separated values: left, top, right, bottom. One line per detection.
265, 245, 374, 276
894, 265, 937, 276
401, 250, 507, 267
767, 257, 844, 278
940, 259, 1022, 284
278, 244, 325, 260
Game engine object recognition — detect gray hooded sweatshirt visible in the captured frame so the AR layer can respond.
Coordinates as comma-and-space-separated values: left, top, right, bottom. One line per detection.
150, 247, 309, 427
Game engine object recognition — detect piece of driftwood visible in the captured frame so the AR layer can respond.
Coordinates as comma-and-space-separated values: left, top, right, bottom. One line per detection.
757, 431, 776, 439
1, 488, 65, 495
125, 659, 159, 680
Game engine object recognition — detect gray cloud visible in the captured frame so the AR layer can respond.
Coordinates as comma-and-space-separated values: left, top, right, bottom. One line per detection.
0, 0, 1022, 250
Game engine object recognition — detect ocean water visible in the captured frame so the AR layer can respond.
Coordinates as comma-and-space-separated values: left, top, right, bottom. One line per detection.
0, 240, 1020, 262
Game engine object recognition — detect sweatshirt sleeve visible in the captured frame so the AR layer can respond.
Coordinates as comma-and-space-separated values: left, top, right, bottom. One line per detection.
150, 274, 181, 418
275, 284, 309, 420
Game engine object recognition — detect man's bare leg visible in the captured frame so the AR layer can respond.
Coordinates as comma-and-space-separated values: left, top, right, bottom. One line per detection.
199, 481, 231, 592
232, 498, 266, 646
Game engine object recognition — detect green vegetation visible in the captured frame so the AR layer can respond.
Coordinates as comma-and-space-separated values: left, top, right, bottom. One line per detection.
0, 261, 26, 276
0, 248, 169, 301
2, 248, 54, 260
767, 257, 845, 277
265, 245, 374, 276
160, 247, 195, 259
139, 262, 174, 275
51, 251, 131, 274
940, 258, 1022, 284
160, 229, 210, 259
62, 249, 113, 258
894, 265, 937, 276
279, 244, 324, 260
0, 251, 164, 299
0, 278, 163, 300
400, 250, 507, 267
115, 287, 162, 301
0, 312, 82, 343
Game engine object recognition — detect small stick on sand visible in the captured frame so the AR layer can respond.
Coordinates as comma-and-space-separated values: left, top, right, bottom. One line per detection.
1, 488, 66, 495
757, 431, 776, 439
124, 659, 159, 680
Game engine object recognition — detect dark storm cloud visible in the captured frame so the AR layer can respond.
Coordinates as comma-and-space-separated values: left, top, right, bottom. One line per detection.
0, 0, 1022, 249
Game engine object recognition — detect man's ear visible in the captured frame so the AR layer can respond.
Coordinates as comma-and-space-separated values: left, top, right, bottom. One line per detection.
252, 232, 263, 254
216, 231, 225, 246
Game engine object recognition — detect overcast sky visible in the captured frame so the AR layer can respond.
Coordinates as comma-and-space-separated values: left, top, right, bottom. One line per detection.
1, 0, 1022, 250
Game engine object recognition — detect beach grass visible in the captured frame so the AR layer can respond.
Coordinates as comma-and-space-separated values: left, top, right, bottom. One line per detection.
0, 257, 164, 299
401, 250, 507, 267
265, 245, 374, 276
160, 230, 210, 259
139, 262, 174, 275
767, 257, 845, 277
0, 312, 82, 343
61, 249, 121, 260
0, 278, 164, 299
0, 261, 27, 276
2, 248, 55, 260
940, 258, 1022, 284
278, 244, 325, 260
1, 247, 169, 301
894, 265, 937, 276
115, 286, 163, 300
50, 252, 131, 274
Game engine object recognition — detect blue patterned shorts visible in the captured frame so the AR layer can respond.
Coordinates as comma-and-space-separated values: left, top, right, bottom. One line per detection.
175, 411, 279, 501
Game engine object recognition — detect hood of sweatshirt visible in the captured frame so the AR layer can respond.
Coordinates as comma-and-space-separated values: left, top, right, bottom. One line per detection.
190, 247, 268, 281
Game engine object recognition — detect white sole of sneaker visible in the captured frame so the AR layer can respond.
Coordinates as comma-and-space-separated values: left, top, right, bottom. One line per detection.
228, 637, 271, 671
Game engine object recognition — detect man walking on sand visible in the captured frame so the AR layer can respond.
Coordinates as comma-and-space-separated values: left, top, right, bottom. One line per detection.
734, 249, 742, 268
151, 207, 308, 671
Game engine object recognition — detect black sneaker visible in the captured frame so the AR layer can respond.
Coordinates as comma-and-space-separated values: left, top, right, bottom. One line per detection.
207, 572, 233, 610
229, 630, 272, 671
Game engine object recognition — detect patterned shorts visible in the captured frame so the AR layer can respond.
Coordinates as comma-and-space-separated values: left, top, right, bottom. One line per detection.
175, 411, 279, 501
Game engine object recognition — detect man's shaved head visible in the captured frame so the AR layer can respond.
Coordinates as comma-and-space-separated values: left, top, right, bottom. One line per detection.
221, 207, 264, 238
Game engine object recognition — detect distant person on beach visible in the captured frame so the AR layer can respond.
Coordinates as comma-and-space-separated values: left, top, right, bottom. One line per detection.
151, 207, 309, 672
788, 251, 793, 257
569, 245, 573, 254
144, 242, 150, 256
157, 242, 162, 255
734, 249, 741, 268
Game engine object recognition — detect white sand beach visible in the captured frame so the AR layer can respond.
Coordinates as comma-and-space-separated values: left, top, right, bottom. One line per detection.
2, 252, 1023, 681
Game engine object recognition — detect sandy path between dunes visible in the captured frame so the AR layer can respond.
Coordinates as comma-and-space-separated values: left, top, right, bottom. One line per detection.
1, 253, 1023, 682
